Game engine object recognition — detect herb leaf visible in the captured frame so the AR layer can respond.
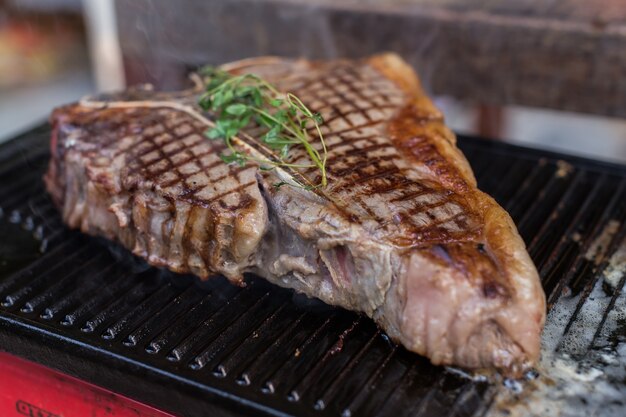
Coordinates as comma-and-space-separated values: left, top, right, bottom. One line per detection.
198, 67, 328, 188
225, 103, 248, 116
220, 152, 246, 166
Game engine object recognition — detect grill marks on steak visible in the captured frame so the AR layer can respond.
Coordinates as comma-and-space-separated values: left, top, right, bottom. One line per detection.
45, 54, 546, 374
254, 61, 482, 248
48, 105, 266, 281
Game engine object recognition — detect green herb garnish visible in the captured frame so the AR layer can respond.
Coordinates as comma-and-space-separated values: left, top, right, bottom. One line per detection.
198, 67, 328, 188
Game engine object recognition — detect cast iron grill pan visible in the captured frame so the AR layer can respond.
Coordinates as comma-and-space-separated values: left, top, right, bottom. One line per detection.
0, 125, 624, 417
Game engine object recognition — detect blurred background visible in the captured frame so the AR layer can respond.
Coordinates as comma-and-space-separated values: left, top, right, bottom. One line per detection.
1, 0, 625, 163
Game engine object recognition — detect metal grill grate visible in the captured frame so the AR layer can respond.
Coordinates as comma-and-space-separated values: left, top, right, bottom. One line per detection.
0, 126, 624, 417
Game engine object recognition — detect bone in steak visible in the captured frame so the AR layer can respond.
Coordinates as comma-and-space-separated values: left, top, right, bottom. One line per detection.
44, 54, 546, 374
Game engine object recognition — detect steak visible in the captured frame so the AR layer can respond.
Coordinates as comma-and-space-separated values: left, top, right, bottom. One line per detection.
44, 54, 545, 374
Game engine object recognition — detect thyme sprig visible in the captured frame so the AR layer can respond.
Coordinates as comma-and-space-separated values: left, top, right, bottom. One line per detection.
198, 67, 328, 188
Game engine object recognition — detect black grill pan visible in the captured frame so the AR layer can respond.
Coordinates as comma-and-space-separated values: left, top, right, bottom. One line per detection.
0, 125, 624, 417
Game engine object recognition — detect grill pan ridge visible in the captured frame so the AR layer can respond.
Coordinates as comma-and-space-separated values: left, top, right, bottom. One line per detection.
0, 125, 625, 417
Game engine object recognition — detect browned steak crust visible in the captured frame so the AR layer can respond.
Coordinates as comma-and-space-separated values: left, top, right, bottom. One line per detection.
45, 54, 546, 374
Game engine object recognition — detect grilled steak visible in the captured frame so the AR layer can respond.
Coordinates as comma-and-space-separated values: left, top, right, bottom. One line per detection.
45, 54, 545, 374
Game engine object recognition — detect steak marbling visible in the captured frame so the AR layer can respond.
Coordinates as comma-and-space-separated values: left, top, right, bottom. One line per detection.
45, 54, 546, 374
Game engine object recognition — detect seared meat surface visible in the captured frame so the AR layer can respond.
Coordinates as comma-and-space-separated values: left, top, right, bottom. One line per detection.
45, 54, 545, 374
